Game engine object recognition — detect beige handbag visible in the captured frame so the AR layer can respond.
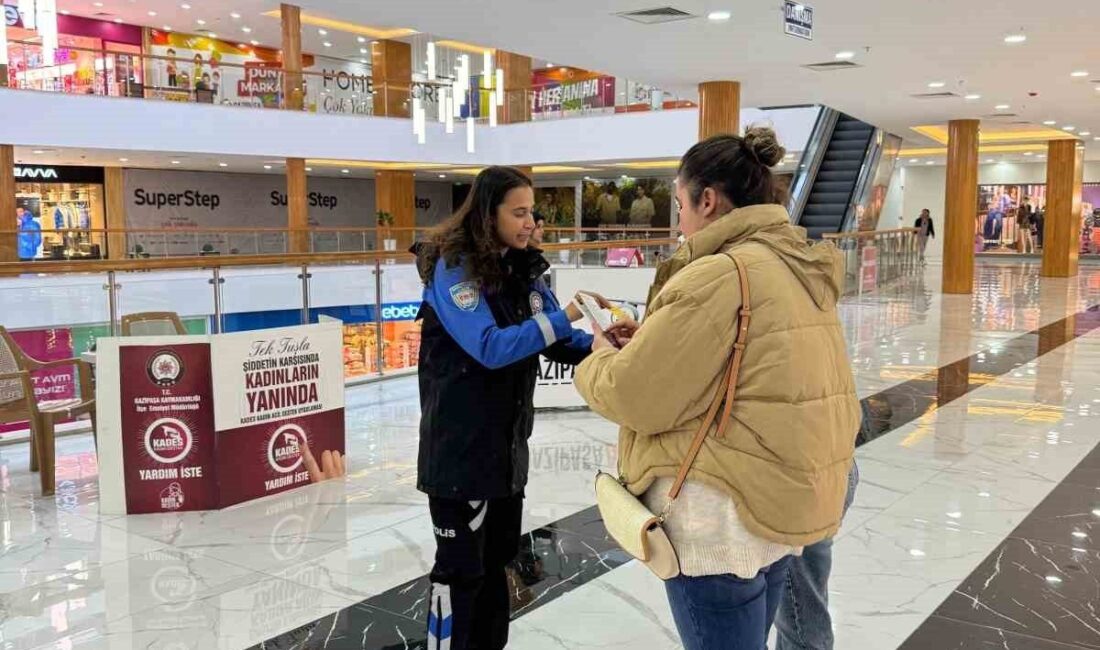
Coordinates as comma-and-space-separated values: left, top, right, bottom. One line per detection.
594, 255, 752, 580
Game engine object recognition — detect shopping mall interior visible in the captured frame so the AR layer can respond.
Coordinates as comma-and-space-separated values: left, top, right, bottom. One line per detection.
0, 1, 1099, 648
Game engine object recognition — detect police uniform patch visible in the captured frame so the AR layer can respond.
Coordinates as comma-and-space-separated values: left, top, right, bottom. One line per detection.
449, 281, 480, 312
529, 291, 544, 314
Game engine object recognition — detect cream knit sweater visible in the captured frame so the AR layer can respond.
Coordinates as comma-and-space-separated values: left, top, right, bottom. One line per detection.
644, 478, 801, 579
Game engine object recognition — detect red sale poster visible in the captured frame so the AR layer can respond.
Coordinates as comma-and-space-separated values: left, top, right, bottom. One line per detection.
118, 343, 219, 513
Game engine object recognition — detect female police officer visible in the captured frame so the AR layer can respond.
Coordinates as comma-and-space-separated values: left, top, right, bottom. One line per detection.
414, 166, 598, 649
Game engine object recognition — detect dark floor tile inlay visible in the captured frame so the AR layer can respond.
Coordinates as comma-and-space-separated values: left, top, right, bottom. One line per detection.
901, 615, 1095, 650
258, 304, 1100, 649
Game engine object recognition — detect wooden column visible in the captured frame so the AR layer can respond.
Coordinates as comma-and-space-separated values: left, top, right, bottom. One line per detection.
942, 119, 980, 295
286, 158, 309, 253
280, 4, 304, 110
376, 170, 415, 249
0, 145, 15, 262
104, 167, 127, 259
497, 50, 532, 124
698, 81, 740, 140
1041, 140, 1084, 278
371, 40, 411, 118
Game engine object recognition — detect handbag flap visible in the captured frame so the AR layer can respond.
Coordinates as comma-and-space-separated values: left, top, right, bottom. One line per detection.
594, 472, 658, 561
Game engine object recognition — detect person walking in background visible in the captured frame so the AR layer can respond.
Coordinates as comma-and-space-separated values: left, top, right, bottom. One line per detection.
412, 166, 611, 650
597, 182, 622, 227
574, 128, 861, 650
1017, 198, 1034, 254
914, 208, 935, 263
531, 212, 546, 248
629, 184, 657, 226
1033, 207, 1045, 249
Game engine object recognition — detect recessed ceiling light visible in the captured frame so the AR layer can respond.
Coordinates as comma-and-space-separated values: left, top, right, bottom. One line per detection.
1004, 34, 1027, 44
341, 169, 350, 174
31, 149, 45, 154
180, 3, 191, 8
439, 174, 447, 179
986, 158, 995, 163
118, 157, 129, 162
1071, 71, 1089, 78
323, 42, 332, 48
230, 11, 241, 19
93, 1, 103, 6
360, 48, 368, 54
147, 10, 157, 16
1063, 125, 1076, 131
218, 162, 228, 167
170, 160, 181, 164
196, 19, 206, 25
1024, 152, 1033, 156
241, 26, 252, 33
995, 104, 1010, 110
927, 81, 946, 88
113, 18, 122, 23
60, 9, 69, 14
263, 165, 272, 170
1038, 154, 1046, 159
909, 549, 926, 557
163, 25, 172, 31
925, 161, 935, 165
359, 58, 368, 64
964, 93, 981, 100
318, 28, 328, 35
305, 167, 313, 172
1043, 120, 1057, 125
707, 10, 732, 21
908, 158, 919, 163
1080, 131, 1092, 136
546, 62, 554, 68
357, 36, 367, 43
207, 32, 217, 38
237, 43, 248, 49
834, 51, 855, 60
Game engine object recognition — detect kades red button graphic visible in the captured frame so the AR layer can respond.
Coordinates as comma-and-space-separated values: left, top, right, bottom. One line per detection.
268, 424, 309, 474
145, 418, 193, 464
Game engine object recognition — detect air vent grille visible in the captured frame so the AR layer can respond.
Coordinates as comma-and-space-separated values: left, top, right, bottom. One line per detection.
909, 92, 959, 99
615, 7, 696, 24
802, 61, 862, 72
982, 112, 1019, 118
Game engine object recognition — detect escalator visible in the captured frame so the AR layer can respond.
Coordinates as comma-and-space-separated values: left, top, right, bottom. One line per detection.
797, 114, 876, 239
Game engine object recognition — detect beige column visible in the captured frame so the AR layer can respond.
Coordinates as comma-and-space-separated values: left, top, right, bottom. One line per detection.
698, 81, 740, 140
280, 4, 304, 110
497, 51, 532, 124
371, 40, 412, 118
104, 167, 127, 259
1041, 139, 1084, 278
286, 158, 309, 253
376, 170, 415, 249
0, 145, 16, 262
941, 119, 980, 295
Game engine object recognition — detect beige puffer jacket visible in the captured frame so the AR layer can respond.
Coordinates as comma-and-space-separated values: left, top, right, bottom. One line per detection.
575, 204, 860, 547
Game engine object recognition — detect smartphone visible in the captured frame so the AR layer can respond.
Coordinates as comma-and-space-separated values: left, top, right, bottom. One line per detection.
573, 293, 620, 348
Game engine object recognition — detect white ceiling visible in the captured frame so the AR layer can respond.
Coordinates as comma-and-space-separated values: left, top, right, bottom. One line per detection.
54, 0, 1100, 155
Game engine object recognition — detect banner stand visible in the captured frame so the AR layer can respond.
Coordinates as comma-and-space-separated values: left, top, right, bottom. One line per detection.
97, 322, 346, 515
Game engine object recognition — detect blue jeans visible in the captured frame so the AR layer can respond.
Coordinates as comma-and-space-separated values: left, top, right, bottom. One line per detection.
665, 556, 792, 650
775, 461, 860, 650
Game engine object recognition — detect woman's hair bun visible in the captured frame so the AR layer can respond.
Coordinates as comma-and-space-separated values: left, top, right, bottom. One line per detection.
742, 126, 786, 168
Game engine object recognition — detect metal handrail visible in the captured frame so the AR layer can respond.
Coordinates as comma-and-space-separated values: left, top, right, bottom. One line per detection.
822, 228, 920, 240
787, 106, 835, 224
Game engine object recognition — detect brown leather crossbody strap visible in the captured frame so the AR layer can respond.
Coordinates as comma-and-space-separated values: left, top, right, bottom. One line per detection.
667, 255, 752, 501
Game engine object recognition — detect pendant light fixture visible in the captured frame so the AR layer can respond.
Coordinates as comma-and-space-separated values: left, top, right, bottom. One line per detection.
17, 0, 35, 30
37, 0, 58, 66
466, 117, 475, 153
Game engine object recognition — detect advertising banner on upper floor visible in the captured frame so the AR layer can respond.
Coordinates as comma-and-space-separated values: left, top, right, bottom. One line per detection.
531, 69, 616, 120
123, 169, 454, 257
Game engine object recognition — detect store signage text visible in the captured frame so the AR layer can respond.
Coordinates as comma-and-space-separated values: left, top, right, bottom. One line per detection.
270, 191, 338, 210
322, 69, 373, 94
411, 83, 441, 104
415, 197, 432, 211
783, 1, 813, 40
322, 95, 373, 116
14, 167, 59, 180
133, 188, 221, 211
238, 63, 281, 97
380, 303, 421, 321
4, 6, 21, 27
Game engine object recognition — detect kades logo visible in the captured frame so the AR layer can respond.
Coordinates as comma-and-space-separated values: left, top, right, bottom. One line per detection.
148, 350, 184, 387
267, 423, 308, 474
144, 418, 193, 464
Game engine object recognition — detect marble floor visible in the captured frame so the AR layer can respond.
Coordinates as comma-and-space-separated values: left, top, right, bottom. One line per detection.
1, 260, 1099, 649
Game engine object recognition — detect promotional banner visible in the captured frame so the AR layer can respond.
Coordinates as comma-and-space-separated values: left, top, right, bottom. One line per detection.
210, 323, 346, 506
145, 30, 286, 108
531, 69, 616, 120
117, 343, 219, 513
0, 327, 76, 434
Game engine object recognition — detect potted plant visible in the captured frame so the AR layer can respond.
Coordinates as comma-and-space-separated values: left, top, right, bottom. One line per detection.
377, 210, 397, 252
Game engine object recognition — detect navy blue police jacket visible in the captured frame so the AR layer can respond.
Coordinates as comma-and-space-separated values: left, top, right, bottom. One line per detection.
414, 244, 593, 499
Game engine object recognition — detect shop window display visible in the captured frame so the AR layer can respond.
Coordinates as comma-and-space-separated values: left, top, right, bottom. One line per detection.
15, 166, 107, 260
5, 16, 144, 96
977, 183, 1100, 255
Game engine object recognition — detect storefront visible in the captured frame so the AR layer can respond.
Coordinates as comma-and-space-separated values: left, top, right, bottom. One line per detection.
977, 183, 1100, 255
4, 13, 143, 96
15, 164, 106, 260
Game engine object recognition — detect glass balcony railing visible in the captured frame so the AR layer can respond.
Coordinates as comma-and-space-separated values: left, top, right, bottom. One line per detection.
822, 228, 922, 296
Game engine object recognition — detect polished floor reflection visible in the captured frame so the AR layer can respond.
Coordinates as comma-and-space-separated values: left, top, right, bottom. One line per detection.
1, 260, 1100, 649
